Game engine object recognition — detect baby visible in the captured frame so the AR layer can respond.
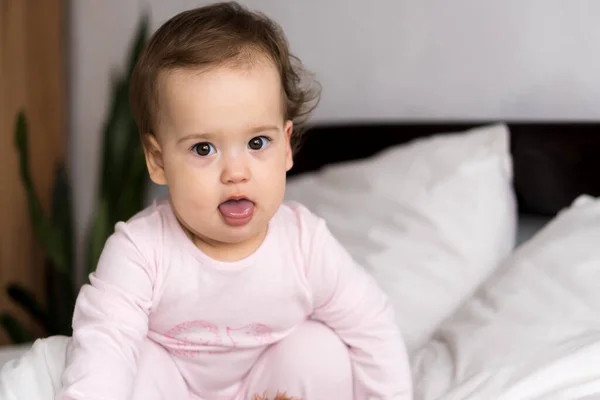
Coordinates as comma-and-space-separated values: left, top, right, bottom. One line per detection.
57, 2, 412, 399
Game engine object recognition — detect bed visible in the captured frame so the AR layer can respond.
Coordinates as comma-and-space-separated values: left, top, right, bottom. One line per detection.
1, 121, 599, 399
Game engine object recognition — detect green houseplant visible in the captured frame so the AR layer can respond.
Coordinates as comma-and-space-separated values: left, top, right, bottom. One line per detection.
0, 17, 150, 344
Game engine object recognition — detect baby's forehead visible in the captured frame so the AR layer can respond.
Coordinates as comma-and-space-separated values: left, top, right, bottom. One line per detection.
159, 63, 283, 112
155, 64, 286, 137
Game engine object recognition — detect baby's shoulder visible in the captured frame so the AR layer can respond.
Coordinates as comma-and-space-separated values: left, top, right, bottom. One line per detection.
273, 201, 327, 250
122, 198, 170, 231
108, 198, 173, 253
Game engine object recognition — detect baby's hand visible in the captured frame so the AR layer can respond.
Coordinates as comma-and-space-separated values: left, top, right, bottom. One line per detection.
252, 392, 301, 400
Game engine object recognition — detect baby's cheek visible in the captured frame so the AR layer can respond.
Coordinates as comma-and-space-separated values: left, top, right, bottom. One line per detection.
171, 161, 210, 185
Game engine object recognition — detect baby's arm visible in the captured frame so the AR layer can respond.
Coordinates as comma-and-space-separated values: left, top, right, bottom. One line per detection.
305, 218, 413, 400
56, 223, 154, 400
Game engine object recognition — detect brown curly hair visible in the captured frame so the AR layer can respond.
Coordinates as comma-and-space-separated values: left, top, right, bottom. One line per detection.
129, 1, 321, 153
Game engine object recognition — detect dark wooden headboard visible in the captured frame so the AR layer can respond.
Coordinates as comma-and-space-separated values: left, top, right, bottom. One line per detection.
287, 122, 600, 216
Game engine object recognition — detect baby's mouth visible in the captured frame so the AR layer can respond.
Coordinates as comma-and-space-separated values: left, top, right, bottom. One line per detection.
218, 197, 255, 226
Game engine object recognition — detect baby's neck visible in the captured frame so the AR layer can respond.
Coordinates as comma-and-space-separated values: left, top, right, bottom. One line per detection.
185, 226, 268, 262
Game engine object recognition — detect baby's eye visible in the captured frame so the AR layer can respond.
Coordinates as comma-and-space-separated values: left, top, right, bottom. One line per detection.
191, 142, 216, 156
248, 136, 271, 151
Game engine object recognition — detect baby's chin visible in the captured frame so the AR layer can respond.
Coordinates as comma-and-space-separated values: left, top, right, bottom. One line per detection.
175, 200, 279, 247
191, 219, 269, 245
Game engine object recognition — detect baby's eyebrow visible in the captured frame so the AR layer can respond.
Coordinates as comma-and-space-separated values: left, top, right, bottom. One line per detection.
248, 125, 280, 134
178, 132, 216, 143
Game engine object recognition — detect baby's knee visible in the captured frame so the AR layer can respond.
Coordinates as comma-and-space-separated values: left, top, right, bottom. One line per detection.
272, 320, 352, 380
244, 321, 353, 399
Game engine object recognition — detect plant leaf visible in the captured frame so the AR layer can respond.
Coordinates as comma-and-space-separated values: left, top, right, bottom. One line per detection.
50, 163, 74, 277
45, 267, 75, 336
86, 198, 111, 277
47, 164, 76, 332
117, 145, 147, 221
55, 271, 75, 336
127, 15, 149, 77
44, 260, 59, 336
0, 313, 32, 344
111, 16, 149, 222
14, 112, 68, 273
99, 15, 148, 204
100, 81, 136, 207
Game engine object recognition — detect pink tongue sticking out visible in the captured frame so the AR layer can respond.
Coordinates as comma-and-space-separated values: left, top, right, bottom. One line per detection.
218, 199, 254, 218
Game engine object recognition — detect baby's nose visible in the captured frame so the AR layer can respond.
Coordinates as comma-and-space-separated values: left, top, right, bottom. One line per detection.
221, 156, 251, 184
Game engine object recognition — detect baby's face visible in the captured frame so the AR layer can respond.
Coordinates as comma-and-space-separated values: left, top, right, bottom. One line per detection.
149, 58, 293, 249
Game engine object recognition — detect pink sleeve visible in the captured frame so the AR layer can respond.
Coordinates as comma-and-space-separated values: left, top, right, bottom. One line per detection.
306, 218, 413, 399
57, 222, 155, 400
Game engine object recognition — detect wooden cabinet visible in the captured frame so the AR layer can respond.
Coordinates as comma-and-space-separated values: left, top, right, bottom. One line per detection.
0, 0, 66, 344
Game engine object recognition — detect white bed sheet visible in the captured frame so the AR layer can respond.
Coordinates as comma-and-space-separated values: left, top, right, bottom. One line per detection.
0, 345, 30, 369
412, 195, 600, 400
0, 336, 68, 400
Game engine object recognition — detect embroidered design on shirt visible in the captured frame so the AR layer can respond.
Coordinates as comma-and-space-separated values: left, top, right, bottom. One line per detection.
165, 321, 274, 357
165, 320, 222, 357
226, 323, 274, 347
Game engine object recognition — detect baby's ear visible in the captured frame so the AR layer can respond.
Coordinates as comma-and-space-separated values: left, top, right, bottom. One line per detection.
143, 134, 167, 185
284, 120, 294, 172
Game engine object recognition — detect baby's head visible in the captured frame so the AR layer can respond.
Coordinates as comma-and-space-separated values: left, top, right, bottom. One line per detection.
130, 2, 320, 252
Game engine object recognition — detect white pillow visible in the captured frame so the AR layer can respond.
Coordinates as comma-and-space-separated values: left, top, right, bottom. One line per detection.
412, 195, 600, 400
285, 123, 516, 351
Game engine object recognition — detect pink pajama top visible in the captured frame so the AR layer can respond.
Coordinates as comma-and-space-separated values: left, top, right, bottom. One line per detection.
57, 199, 412, 399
